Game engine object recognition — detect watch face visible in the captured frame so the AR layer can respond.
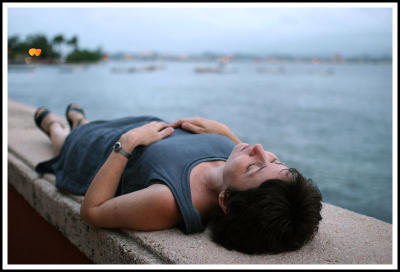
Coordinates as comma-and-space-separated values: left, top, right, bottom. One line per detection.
114, 141, 121, 151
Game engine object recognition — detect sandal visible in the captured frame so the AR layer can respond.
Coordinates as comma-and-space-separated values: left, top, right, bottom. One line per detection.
65, 103, 86, 130
34, 107, 62, 138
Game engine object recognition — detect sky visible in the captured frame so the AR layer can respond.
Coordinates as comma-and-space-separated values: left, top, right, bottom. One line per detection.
6, 4, 394, 58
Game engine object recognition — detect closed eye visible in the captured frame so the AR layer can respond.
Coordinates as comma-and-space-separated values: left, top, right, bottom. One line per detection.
247, 163, 266, 174
246, 163, 257, 172
272, 159, 286, 166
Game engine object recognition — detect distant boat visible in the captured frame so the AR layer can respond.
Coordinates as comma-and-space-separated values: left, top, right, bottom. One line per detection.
256, 66, 285, 74
111, 65, 165, 74
58, 64, 89, 73
111, 67, 136, 73
195, 56, 236, 74
194, 67, 236, 74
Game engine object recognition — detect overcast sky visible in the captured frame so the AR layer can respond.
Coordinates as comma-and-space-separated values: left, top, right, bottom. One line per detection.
6, 5, 393, 57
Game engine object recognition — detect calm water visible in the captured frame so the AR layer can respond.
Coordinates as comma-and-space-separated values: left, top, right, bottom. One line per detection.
8, 60, 393, 223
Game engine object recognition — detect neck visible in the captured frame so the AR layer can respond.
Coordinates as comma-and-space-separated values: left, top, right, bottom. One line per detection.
192, 161, 227, 219
202, 162, 227, 195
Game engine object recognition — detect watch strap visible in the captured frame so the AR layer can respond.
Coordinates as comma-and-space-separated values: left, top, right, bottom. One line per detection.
118, 147, 132, 159
113, 141, 132, 159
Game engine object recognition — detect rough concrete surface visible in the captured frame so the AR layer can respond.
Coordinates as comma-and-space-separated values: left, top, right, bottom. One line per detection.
7, 98, 394, 264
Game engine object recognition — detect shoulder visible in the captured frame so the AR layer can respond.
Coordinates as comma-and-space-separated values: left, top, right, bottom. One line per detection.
149, 184, 182, 218
136, 183, 183, 229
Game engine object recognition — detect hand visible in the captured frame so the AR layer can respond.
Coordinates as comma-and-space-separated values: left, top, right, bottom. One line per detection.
120, 121, 174, 151
170, 117, 229, 136
170, 117, 241, 144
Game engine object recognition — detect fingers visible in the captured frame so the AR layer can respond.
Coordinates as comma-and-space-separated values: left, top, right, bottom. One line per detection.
170, 119, 186, 128
169, 120, 181, 128
158, 126, 174, 139
150, 121, 174, 139
181, 122, 204, 133
170, 117, 202, 128
151, 121, 170, 131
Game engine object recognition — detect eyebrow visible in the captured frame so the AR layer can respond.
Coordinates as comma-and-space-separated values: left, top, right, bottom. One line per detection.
275, 162, 286, 166
252, 162, 288, 177
271, 159, 288, 168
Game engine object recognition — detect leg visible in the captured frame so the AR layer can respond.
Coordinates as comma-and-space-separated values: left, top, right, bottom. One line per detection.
35, 108, 69, 156
49, 122, 69, 156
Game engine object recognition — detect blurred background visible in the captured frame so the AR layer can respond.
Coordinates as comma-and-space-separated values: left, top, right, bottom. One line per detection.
6, 4, 394, 223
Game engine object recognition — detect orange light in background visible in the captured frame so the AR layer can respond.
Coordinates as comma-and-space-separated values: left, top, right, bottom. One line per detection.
28, 48, 42, 56
312, 58, 320, 65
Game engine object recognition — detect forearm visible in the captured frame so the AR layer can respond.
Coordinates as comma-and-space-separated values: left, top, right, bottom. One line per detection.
220, 125, 241, 144
171, 117, 241, 144
227, 132, 242, 144
81, 139, 139, 212
81, 153, 127, 209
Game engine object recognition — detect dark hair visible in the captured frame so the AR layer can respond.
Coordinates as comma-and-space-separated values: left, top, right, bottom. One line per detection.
208, 168, 323, 254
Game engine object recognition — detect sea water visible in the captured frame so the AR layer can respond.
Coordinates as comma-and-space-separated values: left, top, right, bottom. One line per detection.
7, 60, 393, 223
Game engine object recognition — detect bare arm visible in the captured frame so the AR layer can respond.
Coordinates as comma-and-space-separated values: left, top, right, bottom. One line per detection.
170, 117, 241, 144
80, 121, 180, 229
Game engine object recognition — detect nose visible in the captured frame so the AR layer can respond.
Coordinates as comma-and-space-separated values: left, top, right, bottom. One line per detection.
249, 145, 280, 163
249, 144, 266, 161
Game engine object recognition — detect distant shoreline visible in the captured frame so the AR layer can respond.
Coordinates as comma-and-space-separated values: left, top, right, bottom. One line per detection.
7, 58, 393, 66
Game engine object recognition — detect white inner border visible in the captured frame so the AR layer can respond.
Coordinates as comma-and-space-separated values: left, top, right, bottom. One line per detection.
3, 1, 398, 270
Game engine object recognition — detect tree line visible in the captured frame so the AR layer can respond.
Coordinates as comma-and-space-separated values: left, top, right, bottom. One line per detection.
8, 33, 103, 63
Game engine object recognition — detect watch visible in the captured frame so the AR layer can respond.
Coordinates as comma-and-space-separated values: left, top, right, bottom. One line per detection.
112, 141, 132, 159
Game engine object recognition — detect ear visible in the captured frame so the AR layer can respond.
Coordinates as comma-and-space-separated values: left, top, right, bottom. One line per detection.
218, 191, 229, 214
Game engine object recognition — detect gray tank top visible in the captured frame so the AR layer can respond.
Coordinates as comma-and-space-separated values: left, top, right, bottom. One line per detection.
35, 116, 236, 234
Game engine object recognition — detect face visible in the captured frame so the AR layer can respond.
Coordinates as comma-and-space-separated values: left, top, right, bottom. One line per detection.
223, 143, 291, 191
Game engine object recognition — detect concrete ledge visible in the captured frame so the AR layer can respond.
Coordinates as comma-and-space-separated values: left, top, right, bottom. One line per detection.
7, 98, 393, 264
8, 153, 165, 264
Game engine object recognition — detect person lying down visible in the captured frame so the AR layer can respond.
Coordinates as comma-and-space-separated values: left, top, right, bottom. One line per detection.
34, 103, 323, 254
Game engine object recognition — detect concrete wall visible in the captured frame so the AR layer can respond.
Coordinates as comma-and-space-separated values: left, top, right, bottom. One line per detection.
7, 98, 393, 265
8, 183, 92, 264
